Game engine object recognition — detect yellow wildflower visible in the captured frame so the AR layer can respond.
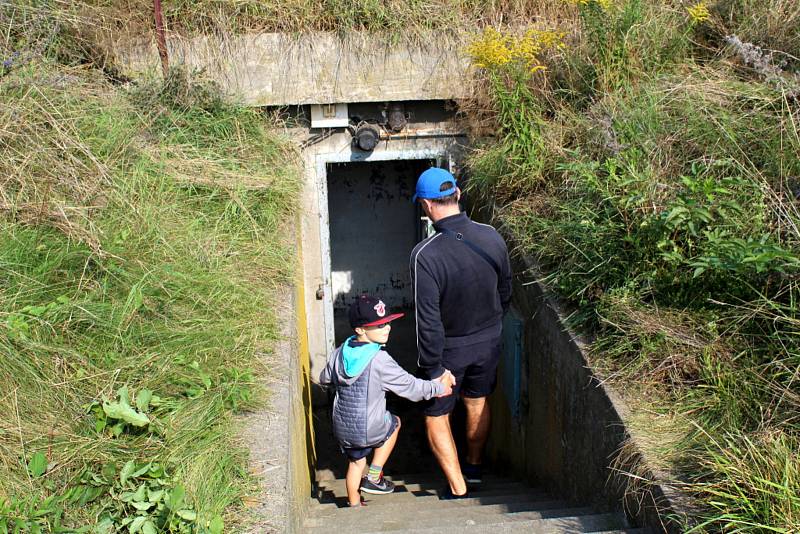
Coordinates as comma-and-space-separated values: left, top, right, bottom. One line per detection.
565, 0, 613, 11
465, 28, 512, 69
467, 28, 566, 73
687, 2, 711, 23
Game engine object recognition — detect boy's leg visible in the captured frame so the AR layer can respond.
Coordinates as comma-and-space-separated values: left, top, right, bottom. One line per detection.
370, 416, 401, 473
345, 457, 367, 506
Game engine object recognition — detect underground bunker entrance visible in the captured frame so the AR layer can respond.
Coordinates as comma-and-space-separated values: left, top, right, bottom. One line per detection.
314, 158, 452, 482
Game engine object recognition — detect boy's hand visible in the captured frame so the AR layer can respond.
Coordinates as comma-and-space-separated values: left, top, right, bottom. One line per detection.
436, 382, 453, 397
434, 369, 456, 397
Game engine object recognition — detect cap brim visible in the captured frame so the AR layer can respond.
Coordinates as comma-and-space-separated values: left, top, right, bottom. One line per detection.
361, 312, 404, 327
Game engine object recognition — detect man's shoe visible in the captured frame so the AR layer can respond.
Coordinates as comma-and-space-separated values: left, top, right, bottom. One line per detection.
360, 476, 395, 495
462, 462, 483, 484
438, 486, 469, 500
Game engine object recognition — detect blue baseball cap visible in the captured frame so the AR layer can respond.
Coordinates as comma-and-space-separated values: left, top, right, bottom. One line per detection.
412, 168, 457, 203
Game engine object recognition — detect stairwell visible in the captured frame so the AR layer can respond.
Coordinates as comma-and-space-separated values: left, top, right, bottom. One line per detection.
307, 317, 653, 533
305, 471, 648, 533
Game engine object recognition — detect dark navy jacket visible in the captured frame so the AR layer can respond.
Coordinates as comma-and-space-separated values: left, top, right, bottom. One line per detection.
409, 212, 512, 379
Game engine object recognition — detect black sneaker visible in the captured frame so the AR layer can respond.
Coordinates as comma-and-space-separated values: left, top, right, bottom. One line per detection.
438, 486, 469, 500
462, 462, 483, 484
360, 476, 395, 495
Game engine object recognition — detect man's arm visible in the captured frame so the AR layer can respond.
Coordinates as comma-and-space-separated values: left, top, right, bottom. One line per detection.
412, 259, 446, 379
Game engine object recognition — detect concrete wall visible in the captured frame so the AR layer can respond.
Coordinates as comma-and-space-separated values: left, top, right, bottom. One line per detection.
486, 251, 687, 532
112, 33, 471, 106
285, 237, 316, 532
327, 160, 426, 311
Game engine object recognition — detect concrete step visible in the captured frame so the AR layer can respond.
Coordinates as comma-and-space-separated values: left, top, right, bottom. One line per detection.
316, 471, 510, 487
355, 512, 630, 534
305, 500, 580, 528
312, 483, 547, 510
316, 477, 527, 497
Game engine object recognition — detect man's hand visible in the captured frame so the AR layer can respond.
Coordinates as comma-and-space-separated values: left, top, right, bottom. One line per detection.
434, 369, 456, 397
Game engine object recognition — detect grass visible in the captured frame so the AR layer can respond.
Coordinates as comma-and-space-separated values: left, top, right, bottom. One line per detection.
0, 60, 299, 531
466, 0, 800, 531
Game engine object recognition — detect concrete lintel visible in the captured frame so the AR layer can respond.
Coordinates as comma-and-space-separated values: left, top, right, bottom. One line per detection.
112, 33, 472, 106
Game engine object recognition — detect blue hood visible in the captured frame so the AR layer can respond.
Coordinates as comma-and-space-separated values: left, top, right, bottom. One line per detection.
342, 336, 382, 377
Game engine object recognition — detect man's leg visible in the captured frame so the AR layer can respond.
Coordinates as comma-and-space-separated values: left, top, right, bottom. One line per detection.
425, 414, 467, 495
463, 395, 491, 465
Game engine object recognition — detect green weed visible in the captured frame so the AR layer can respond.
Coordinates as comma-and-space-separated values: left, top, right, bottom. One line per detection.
0, 62, 298, 531
467, 0, 800, 530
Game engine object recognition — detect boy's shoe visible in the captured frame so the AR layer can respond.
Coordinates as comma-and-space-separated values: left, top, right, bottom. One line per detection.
462, 462, 483, 484
438, 486, 470, 500
360, 476, 395, 495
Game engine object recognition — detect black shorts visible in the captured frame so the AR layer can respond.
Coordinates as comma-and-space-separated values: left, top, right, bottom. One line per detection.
422, 337, 501, 417
341, 414, 400, 460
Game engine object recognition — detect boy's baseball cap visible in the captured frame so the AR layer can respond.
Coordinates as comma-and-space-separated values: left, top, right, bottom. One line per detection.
412, 168, 457, 202
349, 295, 404, 328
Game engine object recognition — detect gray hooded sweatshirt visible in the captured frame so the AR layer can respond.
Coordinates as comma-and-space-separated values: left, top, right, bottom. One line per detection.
319, 337, 444, 448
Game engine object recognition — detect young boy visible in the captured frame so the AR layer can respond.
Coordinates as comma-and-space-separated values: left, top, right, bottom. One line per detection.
319, 295, 453, 507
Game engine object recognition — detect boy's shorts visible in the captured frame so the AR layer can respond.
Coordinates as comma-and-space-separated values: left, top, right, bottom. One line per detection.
341, 414, 400, 461
422, 337, 501, 417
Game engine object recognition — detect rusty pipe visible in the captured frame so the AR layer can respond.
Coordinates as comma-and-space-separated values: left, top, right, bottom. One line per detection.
153, 0, 169, 78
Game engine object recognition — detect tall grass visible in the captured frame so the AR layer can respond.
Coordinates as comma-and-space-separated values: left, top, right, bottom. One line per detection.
0, 61, 299, 531
467, 0, 800, 530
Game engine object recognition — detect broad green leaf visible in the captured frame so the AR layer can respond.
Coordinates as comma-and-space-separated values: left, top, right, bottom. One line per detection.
22, 305, 48, 317
131, 463, 151, 478
95, 418, 106, 433
120, 461, 135, 485
136, 389, 153, 412
132, 484, 147, 502
209, 516, 224, 534
131, 501, 154, 511
118, 386, 131, 406
148, 488, 164, 503
27, 452, 47, 477
129, 516, 147, 533
148, 464, 164, 478
167, 485, 185, 510
141, 521, 157, 534
176, 509, 196, 521
103, 400, 150, 427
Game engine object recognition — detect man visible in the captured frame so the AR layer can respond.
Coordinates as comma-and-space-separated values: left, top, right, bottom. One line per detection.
409, 167, 512, 498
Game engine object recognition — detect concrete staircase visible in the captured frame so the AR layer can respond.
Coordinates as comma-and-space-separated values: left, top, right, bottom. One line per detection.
305, 472, 649, 533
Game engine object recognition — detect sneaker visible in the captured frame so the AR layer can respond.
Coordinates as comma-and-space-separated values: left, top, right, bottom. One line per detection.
462, 463, 483, 484
360, 476, 395, 495
438, 486, 469, 500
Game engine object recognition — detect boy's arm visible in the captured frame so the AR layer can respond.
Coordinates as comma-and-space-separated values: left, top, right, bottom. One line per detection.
377, 352, 445, 401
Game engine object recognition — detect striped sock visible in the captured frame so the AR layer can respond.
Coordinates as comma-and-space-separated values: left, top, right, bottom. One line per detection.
367, 464, 383, 483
